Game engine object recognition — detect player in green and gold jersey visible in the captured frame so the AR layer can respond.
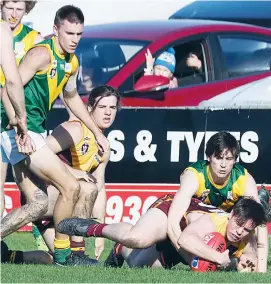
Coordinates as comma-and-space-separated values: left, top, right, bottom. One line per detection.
1, 5, 108, 266
167, 131, 269, 272
1, 1, 43, 217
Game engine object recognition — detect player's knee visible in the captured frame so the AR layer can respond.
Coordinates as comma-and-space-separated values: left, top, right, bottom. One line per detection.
28, 190, 49, 218
61, 180, 81, 202
124, 234, 150, 249
79, 183, 98, 200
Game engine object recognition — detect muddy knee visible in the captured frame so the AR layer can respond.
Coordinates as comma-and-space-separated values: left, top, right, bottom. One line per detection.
79, 183, 98, 200
28, 190, 49, 219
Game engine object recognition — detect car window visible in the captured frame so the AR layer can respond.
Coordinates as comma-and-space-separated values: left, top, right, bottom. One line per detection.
120, 39, 209, 93
75, 38, 148, 94
218, 36, 271, 77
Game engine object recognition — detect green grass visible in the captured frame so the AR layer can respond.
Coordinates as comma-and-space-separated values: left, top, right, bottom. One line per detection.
1, 233, 271, 283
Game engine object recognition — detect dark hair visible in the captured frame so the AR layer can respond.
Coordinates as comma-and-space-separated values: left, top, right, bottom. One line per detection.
205, 132, 240, 160
232, 197, 266, 228
87, 85, 121, 111
1, 1, 36, 14
54, 5, 84, 27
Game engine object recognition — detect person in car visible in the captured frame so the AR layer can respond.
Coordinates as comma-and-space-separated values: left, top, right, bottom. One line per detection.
144, 48, 178, 89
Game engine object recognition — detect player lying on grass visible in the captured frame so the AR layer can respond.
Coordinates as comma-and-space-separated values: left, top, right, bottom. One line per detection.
56, 131, 270, 271
1, 197, 265, 270
103, 197, 266, 272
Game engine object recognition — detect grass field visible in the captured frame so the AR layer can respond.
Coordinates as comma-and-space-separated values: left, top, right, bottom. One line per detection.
1, 233, 271, 283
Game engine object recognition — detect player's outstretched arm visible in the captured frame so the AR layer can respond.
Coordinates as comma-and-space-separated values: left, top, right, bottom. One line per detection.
1, 22, 25, 120
62, 75, 109, 153
167, 170, 199, 250
178, 214, 230, 267
244, 174, 268, 273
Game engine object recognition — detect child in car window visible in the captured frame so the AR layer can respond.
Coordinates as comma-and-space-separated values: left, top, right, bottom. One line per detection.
144, 48, 178, 89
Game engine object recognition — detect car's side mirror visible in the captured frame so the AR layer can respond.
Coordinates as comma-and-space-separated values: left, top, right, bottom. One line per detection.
133, 75, 170, 92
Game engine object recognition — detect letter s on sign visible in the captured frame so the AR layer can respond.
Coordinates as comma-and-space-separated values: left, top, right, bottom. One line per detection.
240, 131, 258, 163
107, 130, 125, 162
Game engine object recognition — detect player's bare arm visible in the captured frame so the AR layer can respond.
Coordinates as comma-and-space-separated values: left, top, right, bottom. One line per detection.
178, 214, 230, 267
244, 173, 268, 273
167, 170, 199, 249
46, 121, 95, 182
1, 22, 25, 120
46, 121, 82, 153
63, 74, 110, 153
18, 46, 50, 86
1, 87, 16, 124
237, 234, 258, 272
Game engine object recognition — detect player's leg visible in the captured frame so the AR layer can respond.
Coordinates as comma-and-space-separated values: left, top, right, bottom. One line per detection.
33, 181, 98, 263
1, 160, 8, 217
22, 250, 53, 264
1, 240, 53, 264
0, 130, 49, 237
71, 181, 98, 255
124, 245, 163, 268
30, 185, 58, 252
104, 243, 163, 268
58, 207, 168, 249
1, 161, 48, 238
22, 145, 82, 265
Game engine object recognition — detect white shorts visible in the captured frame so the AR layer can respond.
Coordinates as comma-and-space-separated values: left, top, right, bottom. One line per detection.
1, 129, 47, 166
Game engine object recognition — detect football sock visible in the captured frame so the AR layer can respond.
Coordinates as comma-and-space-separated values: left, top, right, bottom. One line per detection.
54, 238, 71, 264
8, 250, 24, 264
87, 224, 107, 237
70, 240, 85, 255
32, 225, 49, 251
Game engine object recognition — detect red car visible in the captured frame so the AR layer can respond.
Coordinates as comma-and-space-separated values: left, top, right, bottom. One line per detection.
72, 19, 271, 107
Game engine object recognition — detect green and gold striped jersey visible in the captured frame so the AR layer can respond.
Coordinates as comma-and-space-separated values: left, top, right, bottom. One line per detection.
1, 36, 79, 133
186, 160, 248, 211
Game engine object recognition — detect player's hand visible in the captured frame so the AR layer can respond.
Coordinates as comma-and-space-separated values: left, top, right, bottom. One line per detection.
186, 54, 202, 70
95, 237, 104, 260
237, 255, 257, 272
216, 249, 231, 268
75, 170, 97, 183
169, 223, 182, 250
95, 132, 110, 154
145, 49, 155, 70
9, 117, 36, 155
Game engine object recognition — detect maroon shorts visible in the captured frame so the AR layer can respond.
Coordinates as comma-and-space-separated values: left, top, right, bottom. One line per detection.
148, 194, 175, 216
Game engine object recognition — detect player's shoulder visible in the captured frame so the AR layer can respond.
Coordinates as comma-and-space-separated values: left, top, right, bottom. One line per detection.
61, 120, 83, 139
26, 45, 51, 62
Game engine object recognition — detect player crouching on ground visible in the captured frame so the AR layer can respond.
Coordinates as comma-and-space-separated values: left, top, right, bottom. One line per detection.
103, 197, 266, 272
1, 85, 121, 265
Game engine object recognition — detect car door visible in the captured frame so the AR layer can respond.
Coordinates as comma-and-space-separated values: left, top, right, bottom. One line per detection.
119, 34, 229, 107
214, 32, 271, 91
